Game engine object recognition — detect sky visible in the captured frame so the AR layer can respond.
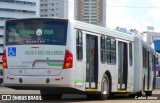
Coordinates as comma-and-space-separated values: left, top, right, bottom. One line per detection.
106, 0, 160, 33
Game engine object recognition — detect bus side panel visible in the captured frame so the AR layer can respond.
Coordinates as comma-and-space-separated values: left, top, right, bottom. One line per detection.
127, 42, 134, 92
98, 39, 119, 93
72, 29, 86, 91
133, 37, 143, 92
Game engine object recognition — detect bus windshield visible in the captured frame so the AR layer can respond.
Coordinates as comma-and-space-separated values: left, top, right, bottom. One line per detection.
5, 19, 68, 45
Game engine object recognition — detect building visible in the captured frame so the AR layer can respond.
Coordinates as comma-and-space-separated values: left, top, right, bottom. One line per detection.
40, 0, 65, 18
0, 0, 40, 78
147, 26, 154, 32
75, 0, 107, 27
141, 31, 160, 46
40, 0, 74, 20
40, 0, 107, 27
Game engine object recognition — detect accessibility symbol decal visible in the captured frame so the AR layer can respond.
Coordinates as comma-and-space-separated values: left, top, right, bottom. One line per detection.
8, 47, 16, 56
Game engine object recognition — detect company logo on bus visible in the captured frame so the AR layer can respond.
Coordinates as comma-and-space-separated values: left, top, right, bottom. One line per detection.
36, 29, 43, 36
8, 47, 16, 56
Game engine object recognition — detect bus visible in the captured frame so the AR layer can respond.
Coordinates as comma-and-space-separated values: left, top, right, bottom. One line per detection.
153, 40, 160, 77
141, 31, 160, 88
2, 18, 157, 100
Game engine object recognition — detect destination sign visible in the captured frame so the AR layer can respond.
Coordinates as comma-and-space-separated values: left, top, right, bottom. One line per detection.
18, 29, 54, 35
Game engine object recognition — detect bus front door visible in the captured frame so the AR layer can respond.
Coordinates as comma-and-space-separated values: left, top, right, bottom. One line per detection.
118, 42, 128, 91
86, 35, 98, 90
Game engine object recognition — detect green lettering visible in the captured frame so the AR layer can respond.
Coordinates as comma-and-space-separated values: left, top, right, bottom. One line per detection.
18, 30, 35, 35
44, 30, 54, 35
25, 50, 64, 56
25, 51, 34, 55
25, 51, 29, 55
42, 50, 45, 55
38, 51, 41, 55
37, 50, 45, 55
46, 51, 50, 55
35, 51, 37, 55
51, 51, 54, 55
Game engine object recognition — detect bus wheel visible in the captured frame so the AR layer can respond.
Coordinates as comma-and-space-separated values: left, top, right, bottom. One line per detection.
97, 74, 110, 100
40, 90, 63, 100
145, 91, 152, 96
136, 91, 143, 96
129, 91, 142, 98
86, 94, 97, 100
129, 94, 136, 98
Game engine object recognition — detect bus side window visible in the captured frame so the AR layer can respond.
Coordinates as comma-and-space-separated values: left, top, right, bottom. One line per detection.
143, 47, 148, 69
106, 37, 116, 64
101, 36, 105, 63
76, 30, 83, 60
129, 42, 133, 66
143, 47, 145, 68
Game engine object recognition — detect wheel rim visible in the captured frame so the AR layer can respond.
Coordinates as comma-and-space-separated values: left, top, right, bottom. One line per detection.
102, 79, 108, 94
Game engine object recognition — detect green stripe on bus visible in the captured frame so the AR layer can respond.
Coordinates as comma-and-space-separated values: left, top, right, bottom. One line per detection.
46, 57, 63, 66
74, 79, 85, 83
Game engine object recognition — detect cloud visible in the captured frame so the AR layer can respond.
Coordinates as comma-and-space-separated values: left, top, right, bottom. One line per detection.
146, 0, 160, 31
107, 0, 139, 30
148, 0, 160, 22
107, 0, 160, 32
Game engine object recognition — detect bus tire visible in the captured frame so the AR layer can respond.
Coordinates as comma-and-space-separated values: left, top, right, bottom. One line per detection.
143, 77, 145, 92
40, 90, 63, 100
86, 94, 97, 100
97, 74, 110, 100
136, 91, 143, 96
145, 91, 152, 96
129, 91, 142, 98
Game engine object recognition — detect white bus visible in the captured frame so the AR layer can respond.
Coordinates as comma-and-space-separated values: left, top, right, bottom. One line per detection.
141, 32, 160, 76
2, 18, 157, 100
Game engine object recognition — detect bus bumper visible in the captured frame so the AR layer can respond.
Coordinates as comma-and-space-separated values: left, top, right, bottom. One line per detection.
3, 69, 74, 89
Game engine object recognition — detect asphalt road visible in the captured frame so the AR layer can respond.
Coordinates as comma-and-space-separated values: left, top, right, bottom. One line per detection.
0, 87, 160, 103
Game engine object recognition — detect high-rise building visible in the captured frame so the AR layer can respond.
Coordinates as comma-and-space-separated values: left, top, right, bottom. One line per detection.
75, 0, 107, 27
40, 0, 107, 27
0, 0, 40, 68
40, 0, 64, 18
40, 0, 74, 20
40, 0, 65, 18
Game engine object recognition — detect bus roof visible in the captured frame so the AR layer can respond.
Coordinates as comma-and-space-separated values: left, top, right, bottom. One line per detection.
5, 17, 69, 23
75, 20, 134, 41
5, 17, 134, 42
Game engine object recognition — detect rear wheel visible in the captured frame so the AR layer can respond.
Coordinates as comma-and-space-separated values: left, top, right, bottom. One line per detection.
129, 93, 136, 98
40, 90, 63, 100
136, 91, 143, 96
86, 94, 97, 100
145, 91, 152, 96
97, 74, 110, 100
129, 91, 142, 98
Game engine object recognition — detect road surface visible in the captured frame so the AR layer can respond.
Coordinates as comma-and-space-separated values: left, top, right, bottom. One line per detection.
0, 87, 159, 103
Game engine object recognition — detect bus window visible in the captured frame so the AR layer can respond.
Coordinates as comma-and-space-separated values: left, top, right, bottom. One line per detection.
146, 51, 149, 69
143, 47, 145, 68
101, 36, 105, 63
76, 30, 83, 60
5, 19, 68, 45
129, 42, 133, 66
106, 37, 116, 64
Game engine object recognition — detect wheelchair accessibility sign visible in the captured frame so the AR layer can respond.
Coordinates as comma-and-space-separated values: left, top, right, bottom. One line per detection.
8, 47, 16, 56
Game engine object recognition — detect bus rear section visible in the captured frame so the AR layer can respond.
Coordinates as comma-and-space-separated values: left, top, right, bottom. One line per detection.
2, 18, 74, 90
